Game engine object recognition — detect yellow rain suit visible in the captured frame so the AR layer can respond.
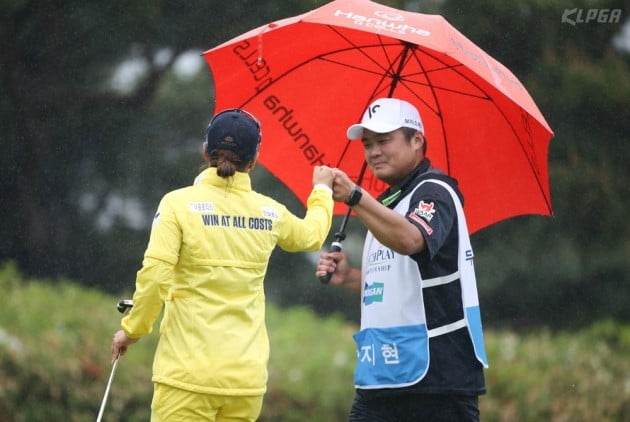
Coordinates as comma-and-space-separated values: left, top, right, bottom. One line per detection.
121, 168, 333, 396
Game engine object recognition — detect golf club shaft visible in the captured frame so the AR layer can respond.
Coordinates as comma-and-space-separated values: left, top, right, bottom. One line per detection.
96, 357, 119, 422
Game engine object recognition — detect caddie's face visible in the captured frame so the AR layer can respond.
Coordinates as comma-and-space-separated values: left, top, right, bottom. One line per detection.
361, 128, 423, 186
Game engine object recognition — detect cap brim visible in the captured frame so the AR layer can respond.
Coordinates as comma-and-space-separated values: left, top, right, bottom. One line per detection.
346, 124, 366, 140
346, 122, 405, 140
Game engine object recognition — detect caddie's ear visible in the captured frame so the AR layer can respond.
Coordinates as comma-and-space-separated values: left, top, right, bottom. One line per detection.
411, 131, 424, 151
418, 133, 428, 155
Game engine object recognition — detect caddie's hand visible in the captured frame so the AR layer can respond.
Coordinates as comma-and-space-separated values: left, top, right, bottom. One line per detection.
312, 165, 335, 188
331, 169, 356, 203
315, 250, 350, 286
111, 330, 138, 364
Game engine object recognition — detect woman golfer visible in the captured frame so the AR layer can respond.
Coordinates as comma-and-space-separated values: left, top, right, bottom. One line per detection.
110, 108, 334, 421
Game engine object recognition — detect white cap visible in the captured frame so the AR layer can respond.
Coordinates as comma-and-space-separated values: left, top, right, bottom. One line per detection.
346, 98, 424, 140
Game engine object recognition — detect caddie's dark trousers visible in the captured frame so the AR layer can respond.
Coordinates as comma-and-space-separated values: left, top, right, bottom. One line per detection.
349, 393, 480, 422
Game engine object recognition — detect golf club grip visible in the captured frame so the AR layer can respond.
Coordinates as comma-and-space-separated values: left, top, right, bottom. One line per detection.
117, 299, 134, 314
319, 241, 343, 284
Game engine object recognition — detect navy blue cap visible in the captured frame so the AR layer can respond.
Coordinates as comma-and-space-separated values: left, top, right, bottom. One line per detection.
205, 109, 261, 163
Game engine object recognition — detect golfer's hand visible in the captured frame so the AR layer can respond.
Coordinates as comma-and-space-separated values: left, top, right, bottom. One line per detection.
312, 165, 335, 188
111, 330, 138, 364
331, 169, 356, 203
316, 250, 350, 286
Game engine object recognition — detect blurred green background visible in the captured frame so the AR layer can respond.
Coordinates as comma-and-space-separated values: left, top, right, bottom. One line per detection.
1, 0, 629, 420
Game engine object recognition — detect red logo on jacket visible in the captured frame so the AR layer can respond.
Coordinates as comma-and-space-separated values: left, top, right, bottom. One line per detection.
413, 200, 436, 222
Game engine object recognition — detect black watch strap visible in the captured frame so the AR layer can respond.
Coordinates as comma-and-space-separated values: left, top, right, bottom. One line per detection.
345, 184, 363, 206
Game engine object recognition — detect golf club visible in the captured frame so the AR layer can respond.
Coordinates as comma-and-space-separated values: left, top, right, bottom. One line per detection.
117, 299, 134, 314
96, 299, 133, 420
96, 356, 119, 422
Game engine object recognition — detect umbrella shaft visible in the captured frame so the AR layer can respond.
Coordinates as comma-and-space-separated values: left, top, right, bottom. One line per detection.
387, 43, 413, 96
336, 161, 368, 236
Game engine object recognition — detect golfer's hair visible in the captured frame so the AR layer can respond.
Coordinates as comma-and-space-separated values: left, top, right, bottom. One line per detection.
401, 127, 427, 154
205, 149, 249, 177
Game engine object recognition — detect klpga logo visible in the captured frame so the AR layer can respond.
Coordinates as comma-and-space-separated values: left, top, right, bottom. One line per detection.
363, 282, 384, 305
562, 9, 622, 25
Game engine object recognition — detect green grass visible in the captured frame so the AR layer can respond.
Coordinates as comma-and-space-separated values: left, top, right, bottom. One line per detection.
0, 261, 629, 421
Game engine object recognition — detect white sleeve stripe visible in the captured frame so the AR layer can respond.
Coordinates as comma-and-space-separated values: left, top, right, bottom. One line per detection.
422, 270, 459, 288
427, 318, 467, 338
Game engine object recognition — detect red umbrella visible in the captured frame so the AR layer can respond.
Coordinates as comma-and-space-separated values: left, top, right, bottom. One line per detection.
202, 0, 553, 234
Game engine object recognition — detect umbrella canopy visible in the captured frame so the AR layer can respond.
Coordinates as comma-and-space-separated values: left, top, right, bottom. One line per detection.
203, 0, 553, 234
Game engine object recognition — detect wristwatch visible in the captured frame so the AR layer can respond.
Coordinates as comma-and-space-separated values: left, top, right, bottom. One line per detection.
345, 184, 363, 206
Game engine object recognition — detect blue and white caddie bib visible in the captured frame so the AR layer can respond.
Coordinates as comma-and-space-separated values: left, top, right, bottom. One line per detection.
353, 179, 488, 389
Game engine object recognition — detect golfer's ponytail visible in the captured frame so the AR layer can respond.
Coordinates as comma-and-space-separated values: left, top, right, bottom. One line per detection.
206, 149, 247, 178
216, 151, 238, 177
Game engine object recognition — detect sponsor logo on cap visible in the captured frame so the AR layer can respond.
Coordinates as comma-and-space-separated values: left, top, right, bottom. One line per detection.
404, 118, 422, 128
367, 104, 381, 119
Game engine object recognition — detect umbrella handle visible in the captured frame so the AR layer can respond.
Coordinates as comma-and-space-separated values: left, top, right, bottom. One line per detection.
319, 161, 367, 284
318, 239, 344, 284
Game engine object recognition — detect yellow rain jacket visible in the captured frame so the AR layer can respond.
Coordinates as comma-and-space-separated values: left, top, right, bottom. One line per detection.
121, 168, 333, 396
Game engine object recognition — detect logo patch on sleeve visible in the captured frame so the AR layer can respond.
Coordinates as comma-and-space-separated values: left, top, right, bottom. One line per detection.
262, 206, 280, 220
189, 202, 214, 212
413, 200, 436, 221
408, 212, 433, 235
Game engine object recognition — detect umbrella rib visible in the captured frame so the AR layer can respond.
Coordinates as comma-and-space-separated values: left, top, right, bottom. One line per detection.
317, 57, 394, 78
406, 46, 551, 209
327, 26, 397, 76
400, 78, 490, 100
239, 28, 417, 168
237, 41, 407, 108
404, 48, 452, 173
414, 47, 551, 208
328, 24, 548, 199
364, 35, 409, 102
230, 27, 551, 211
376, 33, 398, 78
334, 38, 416, 168
362, 37, 415, 104
237, 38, 403, 170
399, 53, 491, 101
486, 105, 553, 212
